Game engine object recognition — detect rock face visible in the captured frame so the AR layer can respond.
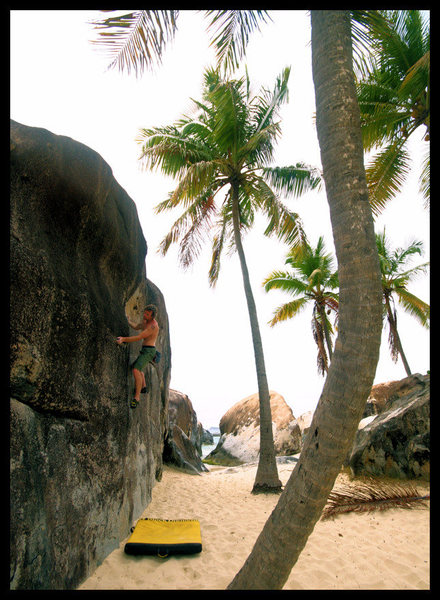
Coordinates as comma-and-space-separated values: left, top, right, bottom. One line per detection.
163, 389, 208, 474
205, 391, 302, 466
200, 427, 214, 445
10, 121, 171, 590
363, 373, 428, 416
296, 410, 313, 440
348, 374, 430, 480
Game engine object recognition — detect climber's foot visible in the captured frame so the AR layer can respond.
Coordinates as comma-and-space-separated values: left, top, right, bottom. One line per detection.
130, 398, 139, 409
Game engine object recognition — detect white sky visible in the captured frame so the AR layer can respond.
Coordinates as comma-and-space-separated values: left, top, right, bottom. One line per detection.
10, 10, 429, 428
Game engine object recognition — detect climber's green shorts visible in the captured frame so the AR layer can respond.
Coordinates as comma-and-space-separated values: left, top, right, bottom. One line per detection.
132, 346, 157, 372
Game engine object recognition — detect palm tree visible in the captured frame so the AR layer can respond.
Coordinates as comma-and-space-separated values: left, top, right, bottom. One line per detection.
137, 67, 320, 493
376, 229, 429, 376
228, 10, 383, 588
89, 8, 383, 586
263, 237, 339, 375
355, 10, 430, 215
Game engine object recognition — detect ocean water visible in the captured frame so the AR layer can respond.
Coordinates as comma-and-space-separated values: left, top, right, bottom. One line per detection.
202, 435, 220, 458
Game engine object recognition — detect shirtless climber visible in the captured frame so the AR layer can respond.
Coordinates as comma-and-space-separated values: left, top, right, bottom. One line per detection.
116, 304, 159, 409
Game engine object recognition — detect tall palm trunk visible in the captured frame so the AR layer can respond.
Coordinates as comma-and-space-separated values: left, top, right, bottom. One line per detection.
228, 11, 383, 589
385, 296, 412, 375
231, 181, 282, 493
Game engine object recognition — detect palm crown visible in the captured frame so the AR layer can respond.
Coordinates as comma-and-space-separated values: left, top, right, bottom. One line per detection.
376, 229, 429, 374
137, 67, 320, 284
356, 10, 430, 214
263, 237, 339, 375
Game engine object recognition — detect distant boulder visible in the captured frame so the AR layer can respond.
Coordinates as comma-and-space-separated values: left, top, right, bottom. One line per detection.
200, 427, 214, 445
205, 391, 302, 466
164, 390, 208, 474
296, 410, 313, 440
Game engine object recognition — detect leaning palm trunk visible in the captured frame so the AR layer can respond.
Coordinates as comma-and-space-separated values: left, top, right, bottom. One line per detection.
231, 182, 282, 493
228, 11, 383, 589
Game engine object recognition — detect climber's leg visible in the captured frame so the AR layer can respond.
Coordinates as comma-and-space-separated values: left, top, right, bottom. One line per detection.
132, 368, 143, 402
141, 371, 147, 393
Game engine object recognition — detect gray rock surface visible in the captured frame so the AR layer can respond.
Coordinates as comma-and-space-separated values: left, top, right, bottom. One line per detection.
10, 121, 171, 589
164, 389, 208, 474
348, 374, 430, 480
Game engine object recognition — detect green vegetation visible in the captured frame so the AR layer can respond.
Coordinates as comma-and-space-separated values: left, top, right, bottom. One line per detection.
376, 229, 429, 375
356, 10, 430, 214
263, 237, 339, 375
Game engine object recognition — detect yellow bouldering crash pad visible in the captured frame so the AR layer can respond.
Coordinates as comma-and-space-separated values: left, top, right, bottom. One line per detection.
124, 518, 202, 557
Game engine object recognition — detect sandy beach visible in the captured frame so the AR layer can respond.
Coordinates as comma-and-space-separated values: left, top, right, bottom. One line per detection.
78, 461, 430, 591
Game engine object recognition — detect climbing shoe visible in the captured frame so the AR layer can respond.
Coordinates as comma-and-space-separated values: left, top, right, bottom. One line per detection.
130, 398, 139, 409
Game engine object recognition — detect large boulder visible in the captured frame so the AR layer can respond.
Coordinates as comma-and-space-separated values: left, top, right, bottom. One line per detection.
205, 391, 302, 466
163, 389, 208, 474
10, 121, 171, 590
348, 374, 430, 480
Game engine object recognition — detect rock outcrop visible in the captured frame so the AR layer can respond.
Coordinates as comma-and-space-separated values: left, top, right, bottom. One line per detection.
163, 389, 208, 474
348, 373, 430, 480
200, 427, 214, 445
296, 410, 313, 440
10, 121, 171, 590
363, 373, 429, 417
205, 391, 302, 466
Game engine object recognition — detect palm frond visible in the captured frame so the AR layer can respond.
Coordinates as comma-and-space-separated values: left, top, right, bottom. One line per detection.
167, 161, 221, 208
203, 76, 251, 157
263, 271, 309, 296
420, 145, 430, 207
239, 124, 280, 166
209, 221, 228, 287
262, 163, 322, 198
137, 125, 214, 177
393, 238, 424, 263
268, 298, 309, 327
208, 194, 236, 286
358, 85, 411, 151
178, 211, 214, 269
89, 10, 178, 76
395, 288, 430, 328
350, 10, 387, 78
251, 66, 291, 135
399, 50, 430, 100
261, 195, 308, 248
366, 140, 411, 216
323, 294, 340, 313
390, 263, 429, 289
321, 478, 429, 520
156, 192, 217, 261
204, 10, 270, 73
